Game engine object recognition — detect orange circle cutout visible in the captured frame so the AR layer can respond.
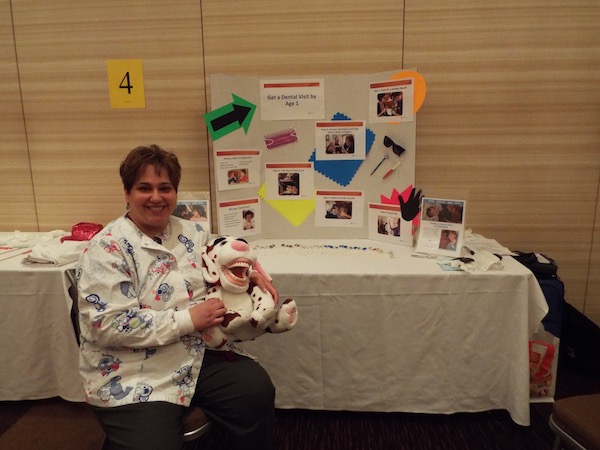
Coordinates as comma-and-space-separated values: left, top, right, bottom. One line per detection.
389, 70, 426, 113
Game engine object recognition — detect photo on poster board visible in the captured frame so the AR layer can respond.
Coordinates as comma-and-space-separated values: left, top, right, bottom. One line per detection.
217, 197, 261, 238
367, 203, 413, 247
315, 120, 366, 161
173, 191, 211, 234
369, 78, 414, 124
214, 150, 261, 192
415, 197, 466, 257
265, 162, 315, 200
315, 190, 364, 228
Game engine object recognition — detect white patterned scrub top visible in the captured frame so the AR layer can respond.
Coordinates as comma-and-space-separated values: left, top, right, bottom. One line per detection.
76, 214, 243, 408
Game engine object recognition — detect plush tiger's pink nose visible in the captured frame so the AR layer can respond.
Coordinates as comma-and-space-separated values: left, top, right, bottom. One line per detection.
231, 239, 249, 252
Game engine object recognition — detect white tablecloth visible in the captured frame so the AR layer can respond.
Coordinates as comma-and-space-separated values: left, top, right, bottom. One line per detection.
0, 232, 85, 402
0, 235, 548, 426
238, 239, 549, 426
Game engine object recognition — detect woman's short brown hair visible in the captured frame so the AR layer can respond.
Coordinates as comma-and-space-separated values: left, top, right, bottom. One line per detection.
119, 145, 182, 193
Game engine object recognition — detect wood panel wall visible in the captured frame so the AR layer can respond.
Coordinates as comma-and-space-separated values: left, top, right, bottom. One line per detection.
1, 0, 598, 324
402, 1, 600, 324
0, 0, 36, 230
588, 191, 600, 323
8, 0, 209, 230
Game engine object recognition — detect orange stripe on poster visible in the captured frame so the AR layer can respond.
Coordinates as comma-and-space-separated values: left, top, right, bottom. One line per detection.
317, 191, 363, 196
263, 82, 320, 88
316, 121, 363, 128
370, 79, 413, 89
216, 150, 260, 156
369, 204, 401, 212
266, 163, 312, 169
219, 198, 259, 208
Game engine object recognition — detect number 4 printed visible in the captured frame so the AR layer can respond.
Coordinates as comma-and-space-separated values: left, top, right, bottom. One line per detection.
107, 59, 146, 109
119, 72, 133, 94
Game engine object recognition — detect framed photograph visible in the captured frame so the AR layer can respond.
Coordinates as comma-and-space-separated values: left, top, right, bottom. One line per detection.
172, 191, 211, 234
415, 197, 466, 257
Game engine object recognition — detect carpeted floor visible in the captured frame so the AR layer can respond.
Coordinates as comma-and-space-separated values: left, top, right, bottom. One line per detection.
204, 359, 600, 450
1, 361, 599, 450
0, 399, 104, 450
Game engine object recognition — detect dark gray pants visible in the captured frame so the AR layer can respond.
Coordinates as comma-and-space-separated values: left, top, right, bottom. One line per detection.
94, 350, 275, 450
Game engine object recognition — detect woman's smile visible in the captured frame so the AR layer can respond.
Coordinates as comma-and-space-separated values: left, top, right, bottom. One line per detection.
125, 164, 177, 237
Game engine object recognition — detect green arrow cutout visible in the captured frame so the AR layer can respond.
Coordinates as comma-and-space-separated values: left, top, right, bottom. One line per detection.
204, 94, 256, 141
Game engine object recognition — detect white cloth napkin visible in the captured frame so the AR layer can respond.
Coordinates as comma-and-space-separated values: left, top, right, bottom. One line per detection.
22, 237, 86, 266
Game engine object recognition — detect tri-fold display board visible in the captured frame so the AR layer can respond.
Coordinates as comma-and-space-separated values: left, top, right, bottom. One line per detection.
206, 69, 425, 244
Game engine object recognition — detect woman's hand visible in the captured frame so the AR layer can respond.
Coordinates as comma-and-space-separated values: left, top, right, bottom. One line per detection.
189, 297, 226, 331
250, 270, 279, 305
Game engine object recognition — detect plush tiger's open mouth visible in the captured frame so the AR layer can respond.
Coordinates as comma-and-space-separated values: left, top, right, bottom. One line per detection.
222, 258, 252, 287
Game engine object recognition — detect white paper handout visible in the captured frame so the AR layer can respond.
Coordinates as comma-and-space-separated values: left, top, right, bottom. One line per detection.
215, 150, 261, 191
264, 162, 314, 200
315, 120, 366, 161
260, 78, 325, 121
217, 198, 261, 237
462, 229, 514, 256
367, 203, 413, 247
315, 190, 364, 228
415, 197, 466, 257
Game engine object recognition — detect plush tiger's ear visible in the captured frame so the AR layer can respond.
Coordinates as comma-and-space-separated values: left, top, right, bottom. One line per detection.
201, 246, 220, 284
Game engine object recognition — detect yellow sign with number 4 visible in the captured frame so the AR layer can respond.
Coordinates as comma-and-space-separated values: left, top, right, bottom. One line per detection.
107, 59, 145, 108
